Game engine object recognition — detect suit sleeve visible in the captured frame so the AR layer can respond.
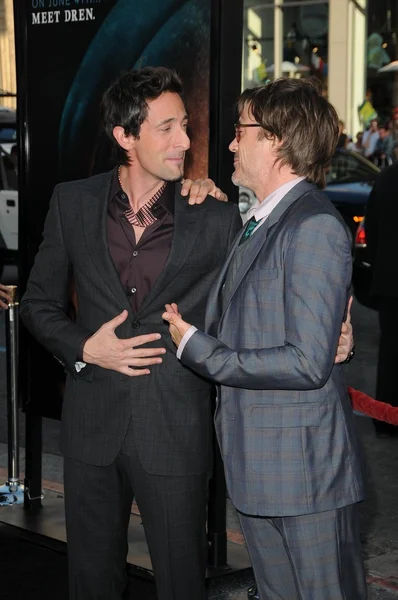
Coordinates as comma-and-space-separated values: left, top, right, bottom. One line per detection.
180, 213, 352, 390
20, 186, 92, 378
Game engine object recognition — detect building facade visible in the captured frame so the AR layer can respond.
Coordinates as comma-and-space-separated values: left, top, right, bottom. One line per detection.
1, 1, 398, 136
242, 0, 398, 138
0, 0, 16, 109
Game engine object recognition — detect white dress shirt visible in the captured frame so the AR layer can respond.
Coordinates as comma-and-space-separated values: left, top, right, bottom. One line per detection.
176, 177, 305, 359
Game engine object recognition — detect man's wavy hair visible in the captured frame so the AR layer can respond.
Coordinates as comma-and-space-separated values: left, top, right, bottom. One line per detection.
101, 67, 184, 166
238, 78, 339, 188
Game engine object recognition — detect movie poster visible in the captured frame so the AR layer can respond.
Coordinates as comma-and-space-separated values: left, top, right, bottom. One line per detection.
15, 0, 212, 417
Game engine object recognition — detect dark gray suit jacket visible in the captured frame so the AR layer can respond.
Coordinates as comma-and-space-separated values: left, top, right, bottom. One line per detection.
20, 171, 242, 473
180, 181, 365, 516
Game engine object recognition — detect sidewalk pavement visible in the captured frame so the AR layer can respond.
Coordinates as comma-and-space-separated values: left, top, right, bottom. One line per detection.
1, 433, 398, 599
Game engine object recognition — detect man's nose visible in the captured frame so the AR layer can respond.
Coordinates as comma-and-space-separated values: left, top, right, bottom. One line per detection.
176, 128, 190, 150
229, 137, 238, 152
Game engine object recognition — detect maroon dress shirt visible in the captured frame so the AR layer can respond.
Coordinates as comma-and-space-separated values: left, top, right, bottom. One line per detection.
107, 169, 175, 314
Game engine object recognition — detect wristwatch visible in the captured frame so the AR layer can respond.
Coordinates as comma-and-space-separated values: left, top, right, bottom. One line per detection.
340, 345, 356, 365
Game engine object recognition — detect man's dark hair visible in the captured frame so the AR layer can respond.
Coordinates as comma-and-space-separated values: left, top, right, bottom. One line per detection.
101, 67, 184, 165
238, 78, 339, 188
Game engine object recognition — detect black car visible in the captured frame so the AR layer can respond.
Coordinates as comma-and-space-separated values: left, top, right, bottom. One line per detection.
323, 149, 380, 239
352, 218, 377, 309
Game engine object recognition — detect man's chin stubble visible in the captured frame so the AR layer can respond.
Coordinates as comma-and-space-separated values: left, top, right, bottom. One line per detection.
231, 173, 240, 187
164, 174, 184, 183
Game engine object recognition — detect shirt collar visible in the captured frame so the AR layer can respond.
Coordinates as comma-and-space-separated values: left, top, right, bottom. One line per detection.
109, 166, 175, 216
246, 177, 305, 222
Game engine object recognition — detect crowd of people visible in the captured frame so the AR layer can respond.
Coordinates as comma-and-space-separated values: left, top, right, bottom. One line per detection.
338, 107, 398, 167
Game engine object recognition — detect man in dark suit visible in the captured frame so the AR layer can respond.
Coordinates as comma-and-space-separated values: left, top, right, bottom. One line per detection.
20, 67, 242, 600
365, 162, 398, 435
164, 79, 365, 599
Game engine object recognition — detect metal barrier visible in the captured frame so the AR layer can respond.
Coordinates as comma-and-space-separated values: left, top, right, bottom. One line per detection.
0, 285, 24, 505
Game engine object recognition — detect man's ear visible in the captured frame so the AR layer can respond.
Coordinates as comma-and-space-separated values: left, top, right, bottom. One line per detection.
113, 126, 136, 151
270, 135, 282, 149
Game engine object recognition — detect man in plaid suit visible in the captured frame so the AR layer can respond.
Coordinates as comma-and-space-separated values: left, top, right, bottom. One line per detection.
163, 79, 366, 599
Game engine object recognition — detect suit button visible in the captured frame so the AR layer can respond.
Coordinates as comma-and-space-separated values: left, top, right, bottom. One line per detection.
132, 320, 141, 329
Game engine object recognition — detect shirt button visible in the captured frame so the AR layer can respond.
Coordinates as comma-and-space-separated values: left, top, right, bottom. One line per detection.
131, 288, 137, 294
120, 193, 126, 200
132, 250, 138, 257
132, 320, 141, 329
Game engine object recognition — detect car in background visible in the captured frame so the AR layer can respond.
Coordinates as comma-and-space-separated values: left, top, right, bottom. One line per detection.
324, 149, 379, 238
239, 149, 380, 239
352, 218, 377, 310
0, 147, 18, 279
0, 107, 17, 155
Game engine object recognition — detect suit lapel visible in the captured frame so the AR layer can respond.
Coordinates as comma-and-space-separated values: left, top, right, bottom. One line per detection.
219, 180, 315, 320
138, 184, 206, 316
204, 225, 243, 335
82, 172, 133, 314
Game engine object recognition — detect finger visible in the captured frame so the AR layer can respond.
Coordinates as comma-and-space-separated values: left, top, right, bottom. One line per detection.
340, 322, 348, 334
0, 290, 11, 301
187, 180, 204, 205
0, 299, 8, 310
180, 178, 192, 196
122, 356, 164, 367
126, 333, 162, 348
123, 348, 166, 358
171, 302, 182, 318
345, 295, 353, 324
119, 366, 151, 377
334, 348, 344, 363
162, 312, 188, 335
129, 369, 151, 377
188, 179, 214, 205
165, 303, 179, 315
105, 310, 129, 331
214, 189, 228, 202
162, 311, 179, 324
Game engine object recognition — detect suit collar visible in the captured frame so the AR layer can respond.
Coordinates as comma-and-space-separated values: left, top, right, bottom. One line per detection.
205, 179, 316, 332
247, 176, 306, 223
82, 171, 133, 314
266, 179, 315, 229
108, 167, 175, 216
137, 183, 206, 316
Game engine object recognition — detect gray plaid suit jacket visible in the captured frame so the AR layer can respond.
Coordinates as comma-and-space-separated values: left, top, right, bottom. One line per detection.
20, 171, 242, 473
181, 180, 365, 516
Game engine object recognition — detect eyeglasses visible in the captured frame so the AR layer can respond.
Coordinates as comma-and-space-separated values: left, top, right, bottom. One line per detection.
234, 123, 262, 142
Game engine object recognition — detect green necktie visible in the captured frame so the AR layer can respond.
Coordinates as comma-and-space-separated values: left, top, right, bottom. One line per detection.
240, 217, 258, 245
